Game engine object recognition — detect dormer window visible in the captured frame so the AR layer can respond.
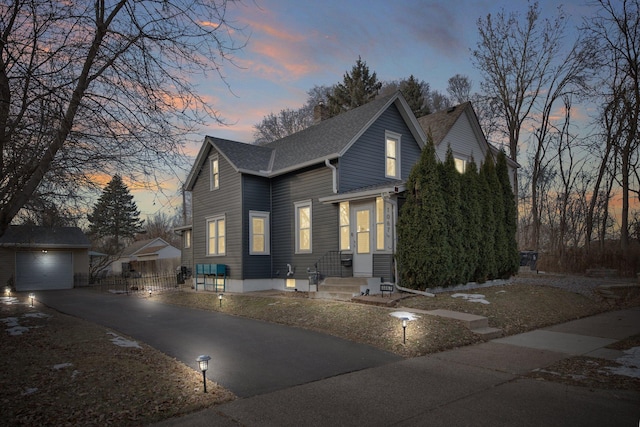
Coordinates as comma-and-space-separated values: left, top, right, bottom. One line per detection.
385, 131, 401, 179
210, 155, 219, 190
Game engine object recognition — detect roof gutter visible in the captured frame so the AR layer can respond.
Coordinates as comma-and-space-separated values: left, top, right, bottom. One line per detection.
324, 159, 338, 194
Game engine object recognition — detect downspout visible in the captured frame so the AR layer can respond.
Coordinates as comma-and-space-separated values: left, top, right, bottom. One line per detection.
325, 159, 337, 194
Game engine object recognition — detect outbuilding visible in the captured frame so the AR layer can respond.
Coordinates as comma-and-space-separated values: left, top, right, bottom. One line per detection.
0, 225, 90, 291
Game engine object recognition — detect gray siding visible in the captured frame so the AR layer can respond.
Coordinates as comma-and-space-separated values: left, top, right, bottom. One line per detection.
271, 164, 337, 280
242, 175, 272, 279
191, 145, 243, 279
373, 254, 394, 282
339, 104, 422, 192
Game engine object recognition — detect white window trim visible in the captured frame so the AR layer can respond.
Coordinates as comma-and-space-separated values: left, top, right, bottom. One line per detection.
249, 211, 270, 255
294, 200, 312, 254
210, 155, 219, 190
385, 131, 401, 179
206, 214, 225, 256
184, 229, 192, 249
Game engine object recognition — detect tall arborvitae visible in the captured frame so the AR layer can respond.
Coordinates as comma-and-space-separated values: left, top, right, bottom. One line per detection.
483, 155, 506, 279
476, 159, 497, 281
496, 150, 520, 277
461, 159, 482, 283
440, 148, 465, 286
397, 136, 450, 290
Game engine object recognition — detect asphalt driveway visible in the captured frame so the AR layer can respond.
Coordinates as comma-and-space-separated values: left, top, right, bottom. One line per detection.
36, 289, 401, 398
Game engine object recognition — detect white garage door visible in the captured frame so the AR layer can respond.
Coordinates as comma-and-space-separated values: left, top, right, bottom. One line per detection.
16, 251, 73, 291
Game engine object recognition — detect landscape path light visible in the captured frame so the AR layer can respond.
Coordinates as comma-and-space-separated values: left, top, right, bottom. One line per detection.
5, 286, 10, 296
196, 354, 211, 393
29, 293, 35, 307
218, 293, 223, 308
402, 317, 408, 344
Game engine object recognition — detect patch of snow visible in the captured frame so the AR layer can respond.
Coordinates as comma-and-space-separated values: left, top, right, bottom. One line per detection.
606, 346, 640, 379
0, 296, 19, 305
495, 290, 507, 294
1, 317, 20, 327
71, 370, 81, 380
107, 332, 141, 349
53, 362, 73, 370
451, 293, 490, 305
21, 388, 38, 396
7, 326, 30, 336
389, 311, 421, 321
23, 312, 50, 319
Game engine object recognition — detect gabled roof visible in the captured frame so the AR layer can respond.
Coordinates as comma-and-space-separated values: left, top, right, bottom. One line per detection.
0, 226, 90, 248
417, 102, 470, 147
417, 102, 519, 169
121, 237, 173, 257
186, 92, 426, 190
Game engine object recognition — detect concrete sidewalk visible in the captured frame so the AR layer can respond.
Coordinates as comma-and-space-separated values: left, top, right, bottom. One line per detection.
154, 307, 640, 427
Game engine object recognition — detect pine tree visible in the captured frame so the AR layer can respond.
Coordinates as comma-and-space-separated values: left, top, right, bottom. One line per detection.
401, 75, 430, 117
88, 175, 145, 253
397, 136, 451, 290
327, 56, 382, 117
496, 150, 520, 277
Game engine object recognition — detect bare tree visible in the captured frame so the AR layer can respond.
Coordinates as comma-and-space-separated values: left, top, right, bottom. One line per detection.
143, 211, 182, 248
447, 74, 472, 104
253, 85, 333, 144
0, 0, 244, 237
584, 0, 640, 254
472, 1, 569, 207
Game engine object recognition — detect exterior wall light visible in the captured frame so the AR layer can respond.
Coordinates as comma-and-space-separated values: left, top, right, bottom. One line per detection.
29, 293, 35, 307
196, 354, 211, 393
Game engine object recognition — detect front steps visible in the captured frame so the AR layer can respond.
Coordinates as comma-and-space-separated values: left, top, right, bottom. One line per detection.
311, 277, 369, 301
424, 309, 503, 339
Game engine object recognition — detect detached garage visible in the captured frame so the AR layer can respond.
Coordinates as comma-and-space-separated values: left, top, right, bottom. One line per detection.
0, 226, 90, 291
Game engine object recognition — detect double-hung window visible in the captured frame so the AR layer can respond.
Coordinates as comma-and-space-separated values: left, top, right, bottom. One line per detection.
385, 132, 401, 179
454, 157, 467, 174
249, 211, 270, 255
376, 197, 385, 250
210, 155, 219, 190
339, 202, 350, 251
295, 200, 312, 253
206, 215, 225, 256
184, 229, 192, 249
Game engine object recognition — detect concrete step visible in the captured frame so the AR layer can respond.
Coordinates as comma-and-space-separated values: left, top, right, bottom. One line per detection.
425, 309, 489, 329
311, 278, 367, 300
471, 326, 503, 339
311, 291, 359, 301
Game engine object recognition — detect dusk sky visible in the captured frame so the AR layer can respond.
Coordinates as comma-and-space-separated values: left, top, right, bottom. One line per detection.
138, 0, 595, 217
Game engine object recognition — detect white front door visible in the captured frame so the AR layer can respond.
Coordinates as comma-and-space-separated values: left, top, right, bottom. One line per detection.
352, 203, 373, 277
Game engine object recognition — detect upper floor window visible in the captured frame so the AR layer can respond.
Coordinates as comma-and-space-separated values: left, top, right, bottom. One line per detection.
295, 200, 312, 253
249, 211, 270, 255
184, 229, 192, 249
210, 155, 219, 190
454, 157, 467, 174
339, 202, 350, 251
385, 132, 401, 179
206, 215, 225, 256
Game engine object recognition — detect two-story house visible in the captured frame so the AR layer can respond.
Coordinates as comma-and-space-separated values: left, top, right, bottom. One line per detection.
179, 91, 516, 294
